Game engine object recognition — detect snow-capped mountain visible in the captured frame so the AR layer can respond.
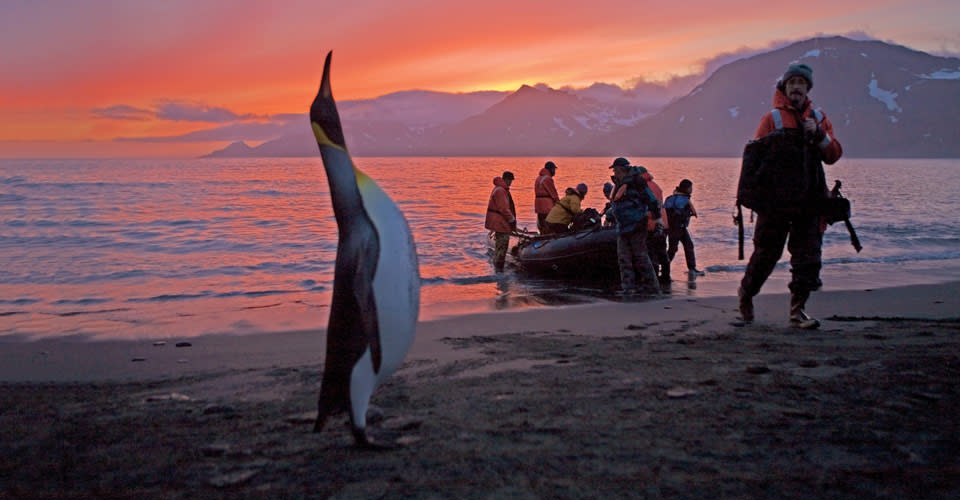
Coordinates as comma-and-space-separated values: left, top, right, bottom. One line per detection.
205, 36, 960, 158
420, 84, 653, 155
590, 36, 960, 157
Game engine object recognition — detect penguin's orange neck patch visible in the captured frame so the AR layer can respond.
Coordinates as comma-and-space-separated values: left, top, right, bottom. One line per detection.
311, 122, 346, 152
353, 168, 373, 188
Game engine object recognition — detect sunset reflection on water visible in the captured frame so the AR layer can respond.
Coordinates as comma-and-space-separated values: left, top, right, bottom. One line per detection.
2, 157, 959, 340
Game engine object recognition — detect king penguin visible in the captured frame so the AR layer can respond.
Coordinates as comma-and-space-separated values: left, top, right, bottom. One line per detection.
310, 52, 420, 447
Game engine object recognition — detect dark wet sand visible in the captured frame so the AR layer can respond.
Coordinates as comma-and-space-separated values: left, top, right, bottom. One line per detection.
1, 283, 959, 499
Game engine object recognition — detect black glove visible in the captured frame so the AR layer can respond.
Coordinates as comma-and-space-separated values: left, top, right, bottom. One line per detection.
814, 127, 826, 144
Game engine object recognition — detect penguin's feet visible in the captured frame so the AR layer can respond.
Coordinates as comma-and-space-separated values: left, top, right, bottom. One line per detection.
352, 427, 404, 451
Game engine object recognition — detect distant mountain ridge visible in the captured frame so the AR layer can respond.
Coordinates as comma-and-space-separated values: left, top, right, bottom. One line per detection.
204, 36, 960, 159
589, 36, 960, 158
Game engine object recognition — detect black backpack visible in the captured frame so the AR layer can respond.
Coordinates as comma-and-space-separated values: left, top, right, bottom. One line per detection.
570, 207, 601, 231
738, 128, 826, 214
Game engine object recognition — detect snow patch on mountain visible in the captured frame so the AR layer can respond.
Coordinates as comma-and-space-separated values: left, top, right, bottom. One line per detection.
553, 117, 575, 137
868, 79, 902, 112
920, 69, 960, 80
729, 106, 740, 118
804, 49, 821, 58
610, 112, 648, 127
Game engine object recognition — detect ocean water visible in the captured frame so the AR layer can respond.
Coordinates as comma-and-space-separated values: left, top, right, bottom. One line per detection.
2, 157, 959, 340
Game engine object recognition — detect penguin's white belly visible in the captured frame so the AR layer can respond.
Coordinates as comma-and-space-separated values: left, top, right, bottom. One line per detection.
359, 181, 419, 379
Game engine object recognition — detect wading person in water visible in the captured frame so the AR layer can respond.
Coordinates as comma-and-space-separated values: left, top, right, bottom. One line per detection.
738, 63, 843, 328
665, 179, 704, 278
485, 171, 516, 273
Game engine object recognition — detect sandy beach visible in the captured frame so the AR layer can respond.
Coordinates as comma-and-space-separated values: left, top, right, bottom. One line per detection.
2, 282, 959, 498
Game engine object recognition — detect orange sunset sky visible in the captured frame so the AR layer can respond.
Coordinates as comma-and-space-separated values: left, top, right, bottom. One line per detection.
1, 0, 958, 159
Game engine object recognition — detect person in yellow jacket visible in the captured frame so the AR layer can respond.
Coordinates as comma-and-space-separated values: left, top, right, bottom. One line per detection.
542, 183, 587, 235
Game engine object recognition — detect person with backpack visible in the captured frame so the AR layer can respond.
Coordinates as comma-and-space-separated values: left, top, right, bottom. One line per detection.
665, 179, 704, 278
534, 161, 560, 234
737, 63, 843, 329
608, 157, 662, 295
543, 183, 588, 234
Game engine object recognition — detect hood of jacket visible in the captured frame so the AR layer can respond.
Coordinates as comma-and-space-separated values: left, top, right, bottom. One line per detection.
493, 177, 508, 189
772, 88, 810, 113
537, 167, 554, 177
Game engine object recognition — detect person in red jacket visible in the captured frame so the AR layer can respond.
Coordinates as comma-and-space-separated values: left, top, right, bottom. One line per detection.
534, 161, 560, 233
640, 169, 671, 284
738, 63, 843, 329
485, 171, 517, 272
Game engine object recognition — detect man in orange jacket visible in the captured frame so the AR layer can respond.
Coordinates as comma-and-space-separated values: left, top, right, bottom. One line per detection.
485, 171, 517, 272
738, 63, 843, 329
534, 161, 560, 234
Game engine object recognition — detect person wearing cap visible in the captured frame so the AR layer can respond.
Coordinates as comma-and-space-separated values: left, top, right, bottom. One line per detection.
608, 157, 662, 295
738, 63, 843, 329
485, 171, 517, 272
534, 161, 561, 233
543, 183, 588, 235
664, 179, 703, 277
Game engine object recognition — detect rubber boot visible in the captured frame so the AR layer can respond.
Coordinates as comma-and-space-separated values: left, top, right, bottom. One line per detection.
789, 291, 820, 329
738, 287, 754, 323
660, 266, 672, 284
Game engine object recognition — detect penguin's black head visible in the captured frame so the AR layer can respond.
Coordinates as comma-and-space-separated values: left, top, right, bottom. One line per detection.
310, 51, 347, 150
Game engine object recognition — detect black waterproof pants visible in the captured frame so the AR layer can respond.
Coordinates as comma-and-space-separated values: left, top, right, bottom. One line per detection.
537, 213, 548, 233
667, 227, 697, 271
740, 211, 822, 296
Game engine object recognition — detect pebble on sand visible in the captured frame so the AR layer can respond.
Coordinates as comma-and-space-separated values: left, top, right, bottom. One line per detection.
666, 387, 699, 398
